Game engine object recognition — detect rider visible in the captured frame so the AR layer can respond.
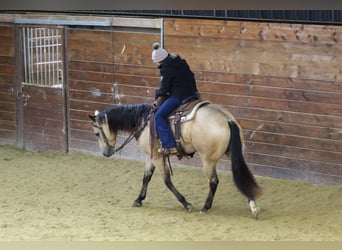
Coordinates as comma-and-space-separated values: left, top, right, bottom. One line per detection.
151, 42, 199, 155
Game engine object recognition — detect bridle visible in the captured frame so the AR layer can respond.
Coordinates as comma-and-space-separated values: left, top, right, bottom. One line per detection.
92, 122, 115, 153
92, 109, 152, 154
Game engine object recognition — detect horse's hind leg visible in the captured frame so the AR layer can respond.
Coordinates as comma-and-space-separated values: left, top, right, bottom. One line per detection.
132, 159, 155, 207
163, 169, 193, 212
201, 167, 219, 214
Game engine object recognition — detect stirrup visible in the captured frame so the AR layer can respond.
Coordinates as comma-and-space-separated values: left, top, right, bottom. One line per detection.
158, 147, 178, 155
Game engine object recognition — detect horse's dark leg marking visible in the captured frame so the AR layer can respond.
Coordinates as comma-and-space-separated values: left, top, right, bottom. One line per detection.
132, 166, 155, 207
201, 171, 219, 213
164, 171, 192, 212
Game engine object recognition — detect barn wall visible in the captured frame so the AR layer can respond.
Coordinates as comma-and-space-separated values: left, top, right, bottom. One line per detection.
67, 27, 113, 153
0, 24, 16, 146
66, 26, 160, 157
0, 14, 341, 185
162, 18, 342, 184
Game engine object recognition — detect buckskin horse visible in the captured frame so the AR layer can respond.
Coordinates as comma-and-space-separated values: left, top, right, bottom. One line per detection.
89, 101, 261, 219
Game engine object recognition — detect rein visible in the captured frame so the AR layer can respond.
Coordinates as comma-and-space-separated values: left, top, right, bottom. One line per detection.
114, 129, 138, 153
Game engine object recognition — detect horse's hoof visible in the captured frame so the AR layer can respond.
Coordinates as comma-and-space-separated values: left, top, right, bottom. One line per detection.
184, 203, 192, 213
132, 201, 142, 207
252, 207, 261, 220
199, 208, 208, 215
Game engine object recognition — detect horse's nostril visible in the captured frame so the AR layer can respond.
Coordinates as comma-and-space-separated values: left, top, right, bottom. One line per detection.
103, 152, 111, 157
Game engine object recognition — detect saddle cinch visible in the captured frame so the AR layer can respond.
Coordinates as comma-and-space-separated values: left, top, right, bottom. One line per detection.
152, 98, 210, 159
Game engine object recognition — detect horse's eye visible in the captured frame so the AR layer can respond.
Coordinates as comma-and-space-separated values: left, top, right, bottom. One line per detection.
95, 132, 100, 137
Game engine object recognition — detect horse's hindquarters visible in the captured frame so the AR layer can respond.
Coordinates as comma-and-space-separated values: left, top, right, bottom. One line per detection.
181, 105, 231, 159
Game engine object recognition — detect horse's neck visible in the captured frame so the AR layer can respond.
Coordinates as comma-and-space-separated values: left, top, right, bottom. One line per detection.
108, 104, 150, 132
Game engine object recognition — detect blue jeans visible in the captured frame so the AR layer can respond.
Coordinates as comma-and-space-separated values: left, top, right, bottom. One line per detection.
155, 97, 182, 148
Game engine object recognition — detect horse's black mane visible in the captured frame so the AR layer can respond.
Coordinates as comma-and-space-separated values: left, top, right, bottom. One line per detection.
98, 104, 151, 133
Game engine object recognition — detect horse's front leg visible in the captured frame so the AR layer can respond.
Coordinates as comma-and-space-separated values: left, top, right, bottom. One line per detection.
162, 162, 192, 212
132, 159, 155, 207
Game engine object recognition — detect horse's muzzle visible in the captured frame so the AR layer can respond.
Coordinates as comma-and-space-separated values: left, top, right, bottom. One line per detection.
103, 152, 112, 157
103, 147, 114, 157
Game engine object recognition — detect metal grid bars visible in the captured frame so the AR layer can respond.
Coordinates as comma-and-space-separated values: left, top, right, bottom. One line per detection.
21, 27, 63, 87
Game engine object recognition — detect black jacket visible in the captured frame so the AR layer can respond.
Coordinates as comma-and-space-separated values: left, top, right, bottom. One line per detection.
156, 54, 198, 101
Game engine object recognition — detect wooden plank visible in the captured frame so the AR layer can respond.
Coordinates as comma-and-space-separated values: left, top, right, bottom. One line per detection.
195, 71, 342, 93
24, 114, 64, 128
114, 74, 159, 88
0, 64, 14, 75
24, 132, 65, 151
24, 99, 64, 111
67, 29, 112, 63
231, 106, 342, 129
69, 138, 100, 154
25, 124, 65, 138
165, 24, 342, 57
164, 18, 342, 45
68, 89, 114, 103
0, 102, 15, 112
248, 85, 342, 105
197, 78, 342, 105
116, 95, 153, 105
23, 108, 63, 122
67, 40, 112, 62
69, 80, 113, 93
114, 84, 155, 99
0, 26, 14, 57
69, 109, 93, 122
69, 119, 93, 132
112, 17, 161, 29
68, 100, 113, 114
68, 61, 112, 73
113, 31, 160, 66
68, 28, 112, 41
252, 163, 342, 185
69, 128, 96, 141
13, 13, 112, 26
69, 69, 113, 83
113, 64, 159, 77
263, 76, 342, 93
0, 111, 16, 121
0, 72, 15, 84
246, 152, 341, 176
202, 92, 342, 117
0, 92, 16, 103
198, 80, 250, 96
240, 119, 341, 141
0, 120, 15, 131
248, 131, 341, 153
0, 130, 16, 141
164, 27, 342, 82
246, 141, 341, 165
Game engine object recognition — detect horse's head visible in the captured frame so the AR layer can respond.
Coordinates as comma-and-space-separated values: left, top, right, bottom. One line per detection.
89, 110, 117, 157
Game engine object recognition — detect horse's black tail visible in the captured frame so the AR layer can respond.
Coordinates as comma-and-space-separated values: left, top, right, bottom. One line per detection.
227, 120, 261, 200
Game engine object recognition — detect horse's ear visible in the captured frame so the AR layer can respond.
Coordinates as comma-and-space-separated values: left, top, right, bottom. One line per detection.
89, 110, 100, 121
89, 115, 96, 122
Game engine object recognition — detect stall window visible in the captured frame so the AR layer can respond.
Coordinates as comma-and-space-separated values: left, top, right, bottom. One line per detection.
21, 27, 63, 87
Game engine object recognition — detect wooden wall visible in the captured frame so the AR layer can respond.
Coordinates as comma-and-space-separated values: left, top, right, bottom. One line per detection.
0, 15, 341, 185
163, 18, 342, 184
67, 26, 160, 155
67, 27, 113, 153
0, 24, 16, 146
